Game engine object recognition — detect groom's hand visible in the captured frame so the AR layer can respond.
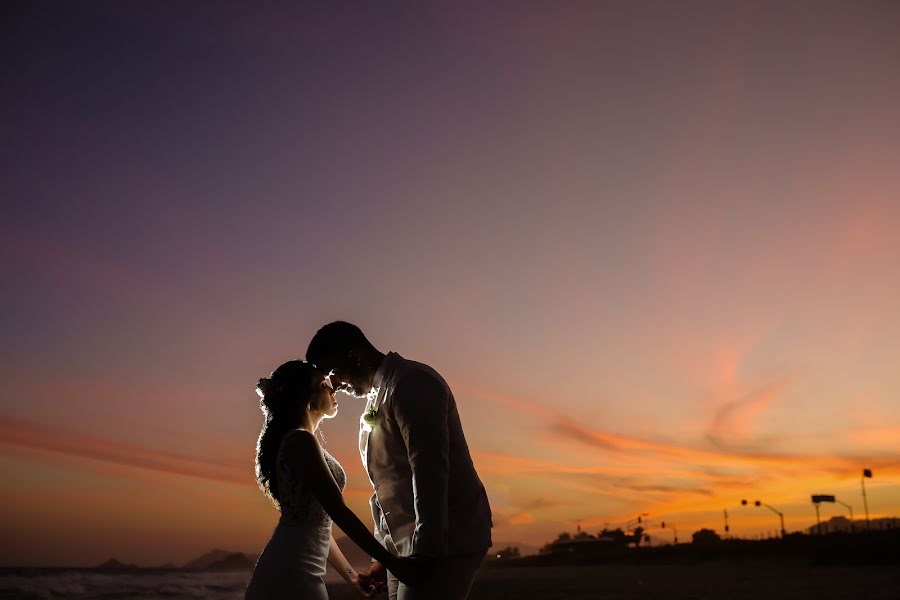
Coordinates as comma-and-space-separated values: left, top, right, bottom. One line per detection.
407, 554, 438, 585
348, 572, 376, 598
359, 561, 387, 594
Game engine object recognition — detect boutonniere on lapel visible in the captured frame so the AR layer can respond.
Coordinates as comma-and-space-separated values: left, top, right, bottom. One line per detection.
361, 388, 381, 433
361, 404, 380, 433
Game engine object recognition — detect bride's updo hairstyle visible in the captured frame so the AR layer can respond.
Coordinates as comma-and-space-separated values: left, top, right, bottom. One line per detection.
255, 360, 319, 508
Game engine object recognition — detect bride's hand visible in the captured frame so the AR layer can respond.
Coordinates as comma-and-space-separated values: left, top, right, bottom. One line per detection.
348, 572, 376, 598
359, 562, 388, 594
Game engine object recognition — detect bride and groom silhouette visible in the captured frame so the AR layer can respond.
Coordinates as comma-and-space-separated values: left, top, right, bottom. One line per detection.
245, 322, 493, 600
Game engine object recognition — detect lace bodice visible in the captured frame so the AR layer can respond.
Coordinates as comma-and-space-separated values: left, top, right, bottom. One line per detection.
247, 429, 347, 588
276, 430, 346, 524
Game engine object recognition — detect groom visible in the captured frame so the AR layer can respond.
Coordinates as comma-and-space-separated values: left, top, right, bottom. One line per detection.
307, 322, 492, 600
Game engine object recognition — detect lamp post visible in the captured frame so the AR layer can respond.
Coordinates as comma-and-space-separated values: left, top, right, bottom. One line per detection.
861, 469, 873, 529
723, 509, 730, 539
626, 513, 649, 534
742, 499, 786, 537
810, 495, 853, 533
835, 499, 854, 532
660, 521, 678, 544
811, 495, 835, 534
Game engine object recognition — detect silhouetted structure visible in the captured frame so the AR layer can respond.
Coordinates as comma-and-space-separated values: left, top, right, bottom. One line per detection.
489, 547, 521, 561
692, 528, 721, 545
861, 468, 874, 527
541, 528, 645, 555
809, 516, 899, 535
508, 526, 900, 568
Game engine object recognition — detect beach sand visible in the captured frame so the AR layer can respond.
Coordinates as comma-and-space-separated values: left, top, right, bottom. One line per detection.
327, 562, 900, 600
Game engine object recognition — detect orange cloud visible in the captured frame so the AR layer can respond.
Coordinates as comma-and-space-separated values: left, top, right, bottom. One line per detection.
707, 377, 792, 447
508, 512, 536, 525
844, 426, 900, 447
0, 417, 250, 486
463, 382, 900, 531
453, 382, 554, 421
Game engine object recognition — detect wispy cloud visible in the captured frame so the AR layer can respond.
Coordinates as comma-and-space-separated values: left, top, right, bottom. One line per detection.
529, 497, 566, 510
0, 417, 250, 486
617, 483, 714, 497
464, 384, 900, 517
508, 511, 536, 525
706, 377, 792, 448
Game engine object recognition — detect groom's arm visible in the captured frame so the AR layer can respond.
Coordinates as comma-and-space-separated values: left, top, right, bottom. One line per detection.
393, 371, 450, 558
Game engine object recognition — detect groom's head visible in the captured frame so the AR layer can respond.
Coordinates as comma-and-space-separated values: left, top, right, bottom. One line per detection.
306, 321, 383, 399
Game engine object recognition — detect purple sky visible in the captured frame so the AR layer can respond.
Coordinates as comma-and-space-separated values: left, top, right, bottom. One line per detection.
2, 1, 900, 566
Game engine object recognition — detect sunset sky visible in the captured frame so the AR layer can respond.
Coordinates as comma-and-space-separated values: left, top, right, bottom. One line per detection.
2, 1, 899, 567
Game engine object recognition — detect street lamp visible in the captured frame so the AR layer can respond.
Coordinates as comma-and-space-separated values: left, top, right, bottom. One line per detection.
626, 513, 649, 534
835, 499, 854, 531
742, 499, 786, 537
723, 508, 730, 538
811, 495, 835, 533
862, 469, 873, 528
660, 521, 678, 544
810, 494, 854, 533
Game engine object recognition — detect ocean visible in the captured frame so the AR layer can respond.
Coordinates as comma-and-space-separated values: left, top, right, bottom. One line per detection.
0, 569, 253, 600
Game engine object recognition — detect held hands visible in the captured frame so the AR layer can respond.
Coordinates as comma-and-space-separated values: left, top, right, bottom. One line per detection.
348, 571, 376, 598
356, 562, 388, 596
357, 554, 436, 593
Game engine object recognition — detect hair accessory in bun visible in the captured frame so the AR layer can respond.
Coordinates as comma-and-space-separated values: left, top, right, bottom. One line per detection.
256, 377, 273, 399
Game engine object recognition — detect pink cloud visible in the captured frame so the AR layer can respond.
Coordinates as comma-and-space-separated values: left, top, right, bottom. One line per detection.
706, 376, 792, 447
0, 417, 250, 486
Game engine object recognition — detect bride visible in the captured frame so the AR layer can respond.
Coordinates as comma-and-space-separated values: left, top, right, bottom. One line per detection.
245, 360, 419, 599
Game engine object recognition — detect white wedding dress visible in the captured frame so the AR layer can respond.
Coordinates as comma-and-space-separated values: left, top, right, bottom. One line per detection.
245, 430, 346, 600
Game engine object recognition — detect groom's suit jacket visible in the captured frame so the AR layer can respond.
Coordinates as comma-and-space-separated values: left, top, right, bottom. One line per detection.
359, 352, 492, 558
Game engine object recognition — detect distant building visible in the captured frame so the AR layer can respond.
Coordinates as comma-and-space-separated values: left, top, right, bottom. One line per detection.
541, 528, 644, 554
541, 531, 599, 554
490, 546, 521, 560
808, 516, 899, 535
691, 528, 721, 545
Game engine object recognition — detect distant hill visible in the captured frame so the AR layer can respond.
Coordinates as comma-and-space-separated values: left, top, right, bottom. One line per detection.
183, 549, 232, 570
94, 558, 138, 570
183, 549, 258, 571
206, 552, 255, 571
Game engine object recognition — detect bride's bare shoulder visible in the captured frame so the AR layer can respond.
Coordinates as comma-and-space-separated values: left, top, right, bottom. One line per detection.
280, 428, 319, 457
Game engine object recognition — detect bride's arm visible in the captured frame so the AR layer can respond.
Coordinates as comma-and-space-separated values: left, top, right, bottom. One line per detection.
327, 534, 360, 585
281, 430, 400, 571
